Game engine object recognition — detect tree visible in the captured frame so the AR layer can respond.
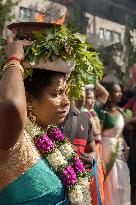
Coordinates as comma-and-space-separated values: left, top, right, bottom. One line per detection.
0, 0, 19, 35
99, 17, 136, 84
99, 43, 123, 82
123, 16, 136, 83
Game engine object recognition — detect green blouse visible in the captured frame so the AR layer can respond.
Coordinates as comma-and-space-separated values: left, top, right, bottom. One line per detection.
94, 105, 117, 130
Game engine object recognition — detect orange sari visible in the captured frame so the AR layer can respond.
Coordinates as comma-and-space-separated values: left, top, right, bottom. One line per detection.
89, 143, 104, 205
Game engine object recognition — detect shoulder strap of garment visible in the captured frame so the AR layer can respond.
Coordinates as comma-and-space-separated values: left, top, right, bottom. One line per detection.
69, 115, 78, 144
118, 107, 124, 115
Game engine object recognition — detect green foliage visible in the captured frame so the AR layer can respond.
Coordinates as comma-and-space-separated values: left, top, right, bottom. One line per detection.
0, 37, 6, 78
0, 25, 103, 100
99, 17, 136, 84
0, 0, 19, 33
66, 3, 82, 32
99, 43, 123, 82
123, 17, 136, 83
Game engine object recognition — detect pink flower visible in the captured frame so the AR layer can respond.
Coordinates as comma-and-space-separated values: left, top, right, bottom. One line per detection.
61, 165, 77, 187
48, 127, 65, 142
73, 157, 85, 173
34, 134, 55, 154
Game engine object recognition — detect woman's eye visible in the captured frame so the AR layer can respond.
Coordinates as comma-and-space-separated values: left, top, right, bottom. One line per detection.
51, 93, 58, 97
51, 90, 64, 97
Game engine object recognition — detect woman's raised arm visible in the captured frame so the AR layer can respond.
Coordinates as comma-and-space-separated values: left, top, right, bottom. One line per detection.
0, 35, 27, 149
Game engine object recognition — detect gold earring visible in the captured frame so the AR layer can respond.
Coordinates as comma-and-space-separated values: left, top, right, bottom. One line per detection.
27, 105, 37, 123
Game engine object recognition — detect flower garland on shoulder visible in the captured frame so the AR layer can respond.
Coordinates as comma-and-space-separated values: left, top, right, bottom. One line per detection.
26, 120, 92, 205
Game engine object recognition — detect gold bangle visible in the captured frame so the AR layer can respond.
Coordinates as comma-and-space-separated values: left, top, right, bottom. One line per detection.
3, 61, 24, 76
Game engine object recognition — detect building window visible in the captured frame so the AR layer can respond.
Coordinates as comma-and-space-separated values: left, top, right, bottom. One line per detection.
35, 14, 45, 22
113, 32, 121, 43
19, 7, 32, 22
105, 30, 112, 41
99, 28, 104, 39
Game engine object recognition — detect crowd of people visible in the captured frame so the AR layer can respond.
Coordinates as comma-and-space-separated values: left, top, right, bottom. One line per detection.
0, 22, 136, 205
78, 81, 131, 205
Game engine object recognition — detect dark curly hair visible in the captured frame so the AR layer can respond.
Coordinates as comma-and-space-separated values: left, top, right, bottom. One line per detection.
101, 81, 121, 111
101, 81, 117, 95
24, 68, 66, 99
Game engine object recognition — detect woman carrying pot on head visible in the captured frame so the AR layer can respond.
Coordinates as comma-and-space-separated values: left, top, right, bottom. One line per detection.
0, 23, 103, 205
0, 33, 70, 205
95, 81, 131, 205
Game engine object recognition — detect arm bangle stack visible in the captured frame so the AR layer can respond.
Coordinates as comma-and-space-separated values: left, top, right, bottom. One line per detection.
3, 60, 24, 77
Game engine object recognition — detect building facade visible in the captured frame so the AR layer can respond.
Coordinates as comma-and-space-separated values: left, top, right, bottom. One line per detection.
5, 0, 136, 48
53, 0, 136, 47
85, 13, 125, 47
4, 0, 66, 36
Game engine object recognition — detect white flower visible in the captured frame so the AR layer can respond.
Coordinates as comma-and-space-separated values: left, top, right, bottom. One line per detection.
47, 148, 67, 171
30, 61, 36, 66
77, 178, 92, 205
68, 184, 84, 205
68, 178, 92, 205
78, 177, 90, 187
58, 142, 74, 158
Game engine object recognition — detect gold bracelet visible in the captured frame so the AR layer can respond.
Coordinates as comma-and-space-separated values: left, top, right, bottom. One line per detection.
3, 60, 24, 76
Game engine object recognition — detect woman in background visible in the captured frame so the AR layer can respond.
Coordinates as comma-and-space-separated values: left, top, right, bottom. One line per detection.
82, 82, 108, 205
123, 118, 136, 205
95, 81, 130, 205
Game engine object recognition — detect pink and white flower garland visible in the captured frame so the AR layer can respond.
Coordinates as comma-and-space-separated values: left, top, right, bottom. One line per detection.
28, 122, 92, 205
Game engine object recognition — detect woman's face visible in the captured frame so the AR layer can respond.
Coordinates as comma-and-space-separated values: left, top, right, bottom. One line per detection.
85, 90, 95, 109
29, 76, 70, 128
75, 88, 86, 109
110, 84, 122, 104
